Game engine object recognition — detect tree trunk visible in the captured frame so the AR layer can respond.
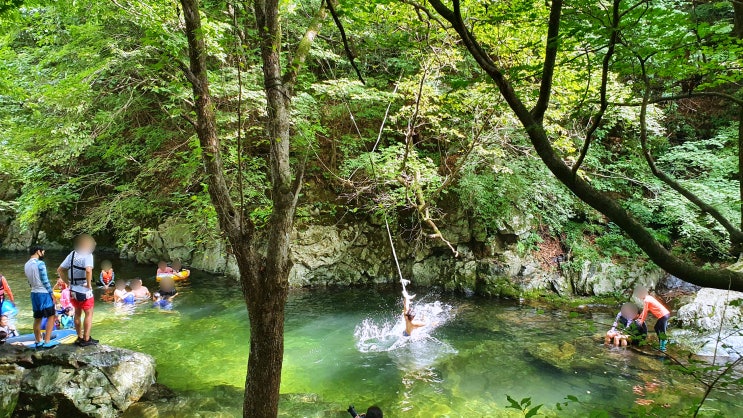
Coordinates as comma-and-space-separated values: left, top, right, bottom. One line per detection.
180, 0, 322, 415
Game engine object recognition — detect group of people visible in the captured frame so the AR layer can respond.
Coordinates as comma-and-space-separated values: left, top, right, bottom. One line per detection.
605, 286, 671, 351
0, 233, 188, 350
20, 235, 98, 348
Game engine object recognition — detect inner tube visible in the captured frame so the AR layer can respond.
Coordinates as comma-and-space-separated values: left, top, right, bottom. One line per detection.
157, 270, 190, 282
0, 300, 18, 316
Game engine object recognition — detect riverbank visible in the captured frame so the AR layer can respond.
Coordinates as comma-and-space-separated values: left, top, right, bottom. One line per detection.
0, 253, 740, 417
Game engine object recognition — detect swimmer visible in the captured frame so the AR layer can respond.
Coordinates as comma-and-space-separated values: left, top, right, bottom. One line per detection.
130, 278, 151, 300
158, 275, 178, 300
156, 261, 173, 276
152, 292, 172, 310
348, 405, 383, 418
402, 288, 426, 337
113, 282, 135, 304
171, 260, 189, 277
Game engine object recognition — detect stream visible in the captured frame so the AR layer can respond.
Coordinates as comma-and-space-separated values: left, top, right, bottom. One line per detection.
1, 252, 740, 417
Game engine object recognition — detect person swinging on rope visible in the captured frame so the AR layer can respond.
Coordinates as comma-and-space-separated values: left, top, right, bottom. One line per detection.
401, 280, 426, 337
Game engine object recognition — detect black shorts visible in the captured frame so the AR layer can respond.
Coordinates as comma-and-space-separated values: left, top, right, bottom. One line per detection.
33, 306, 56, 319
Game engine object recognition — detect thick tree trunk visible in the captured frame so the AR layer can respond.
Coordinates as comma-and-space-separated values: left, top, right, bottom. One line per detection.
180, 0, 321, 416
734, 0, 743, 39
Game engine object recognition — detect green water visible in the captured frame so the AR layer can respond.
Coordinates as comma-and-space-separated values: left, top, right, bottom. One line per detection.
1, 252, 740, 417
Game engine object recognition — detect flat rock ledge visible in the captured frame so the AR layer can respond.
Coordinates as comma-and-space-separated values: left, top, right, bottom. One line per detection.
0, 343, 156, 418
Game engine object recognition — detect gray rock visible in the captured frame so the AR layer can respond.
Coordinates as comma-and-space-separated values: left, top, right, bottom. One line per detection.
1, 344, 156, 418
0, 364, 23, 418
676, 288, 743, 332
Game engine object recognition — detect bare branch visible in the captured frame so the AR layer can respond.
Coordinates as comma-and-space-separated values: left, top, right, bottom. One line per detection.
531, 0, 563, 123
572, 0, 621, 175
326, 0, 365, 84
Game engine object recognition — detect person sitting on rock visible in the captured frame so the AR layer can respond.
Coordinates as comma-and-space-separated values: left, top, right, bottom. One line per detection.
635, 286, 671, 351
156, 261, 174, 276
0, 314, 18, 339
59, 307, 74, 329
605, 302, 647, 346
99, 261, 115, 289
0, 273, 15, 316
131, 278, 151, 300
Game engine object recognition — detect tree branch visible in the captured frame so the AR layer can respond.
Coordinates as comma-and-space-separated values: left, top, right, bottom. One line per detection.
635, 56, 743, 249
427, 0, 743, 290
326, 0, 365, 84
609, 91, 743, 108
572, 0, 620, 175
531, 0, 563, 123
282, 1, 327, 87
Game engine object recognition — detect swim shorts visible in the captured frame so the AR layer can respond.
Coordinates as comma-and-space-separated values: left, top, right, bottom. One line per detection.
71, 295, 95, 311
31, 292, 56, 318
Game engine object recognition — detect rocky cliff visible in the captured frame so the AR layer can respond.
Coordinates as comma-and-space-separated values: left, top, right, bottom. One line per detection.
118, 215, 664, 298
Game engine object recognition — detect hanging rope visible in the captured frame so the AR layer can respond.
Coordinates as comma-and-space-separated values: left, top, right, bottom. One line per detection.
366, 77, 406, 284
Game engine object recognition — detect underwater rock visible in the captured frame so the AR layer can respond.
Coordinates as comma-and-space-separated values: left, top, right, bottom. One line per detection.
0, 343, 156, 418
525, 337, 604, 372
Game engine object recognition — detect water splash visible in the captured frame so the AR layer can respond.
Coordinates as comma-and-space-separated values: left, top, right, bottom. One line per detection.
354, 299, 456, 355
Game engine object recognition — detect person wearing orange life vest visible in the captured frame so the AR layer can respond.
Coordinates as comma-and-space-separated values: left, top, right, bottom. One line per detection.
98, 260, 115, 289
634, 286, 671, 352
0, 273, 16, 316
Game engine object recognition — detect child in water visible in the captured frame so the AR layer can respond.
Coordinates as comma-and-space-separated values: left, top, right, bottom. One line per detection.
99, 261, 115, 288
605, 302, 647, 346
171, 260, 190, 279
156, 261, 174, 276
113, 282, 136, 304
635, 286, 671, 351
158, 275, 179, 301
130, 278, 151, 300
152, 292, 172, 310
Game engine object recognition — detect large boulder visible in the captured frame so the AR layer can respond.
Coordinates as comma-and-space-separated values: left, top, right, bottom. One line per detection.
0, 344, 156, 418
676, 288, 743, 332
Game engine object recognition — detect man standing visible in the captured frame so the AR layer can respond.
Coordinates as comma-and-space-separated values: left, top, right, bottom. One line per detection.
24, 245, 57, 349
58, 234, 98, 347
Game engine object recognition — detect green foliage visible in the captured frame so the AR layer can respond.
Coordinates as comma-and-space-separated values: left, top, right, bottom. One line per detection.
506, 395, 543, 418
0, 0, 741, 279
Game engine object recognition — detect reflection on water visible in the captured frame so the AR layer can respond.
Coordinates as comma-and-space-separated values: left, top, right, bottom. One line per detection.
1, 252, 741, 417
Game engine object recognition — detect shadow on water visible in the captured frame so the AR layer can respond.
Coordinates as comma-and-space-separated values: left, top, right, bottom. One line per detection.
1, 252, 741, 417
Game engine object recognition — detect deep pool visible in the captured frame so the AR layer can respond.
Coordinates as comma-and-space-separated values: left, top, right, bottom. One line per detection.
1, 252, 740, 417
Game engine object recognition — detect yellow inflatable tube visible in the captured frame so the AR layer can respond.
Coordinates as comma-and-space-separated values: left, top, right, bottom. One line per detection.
156, 270, 190, 282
